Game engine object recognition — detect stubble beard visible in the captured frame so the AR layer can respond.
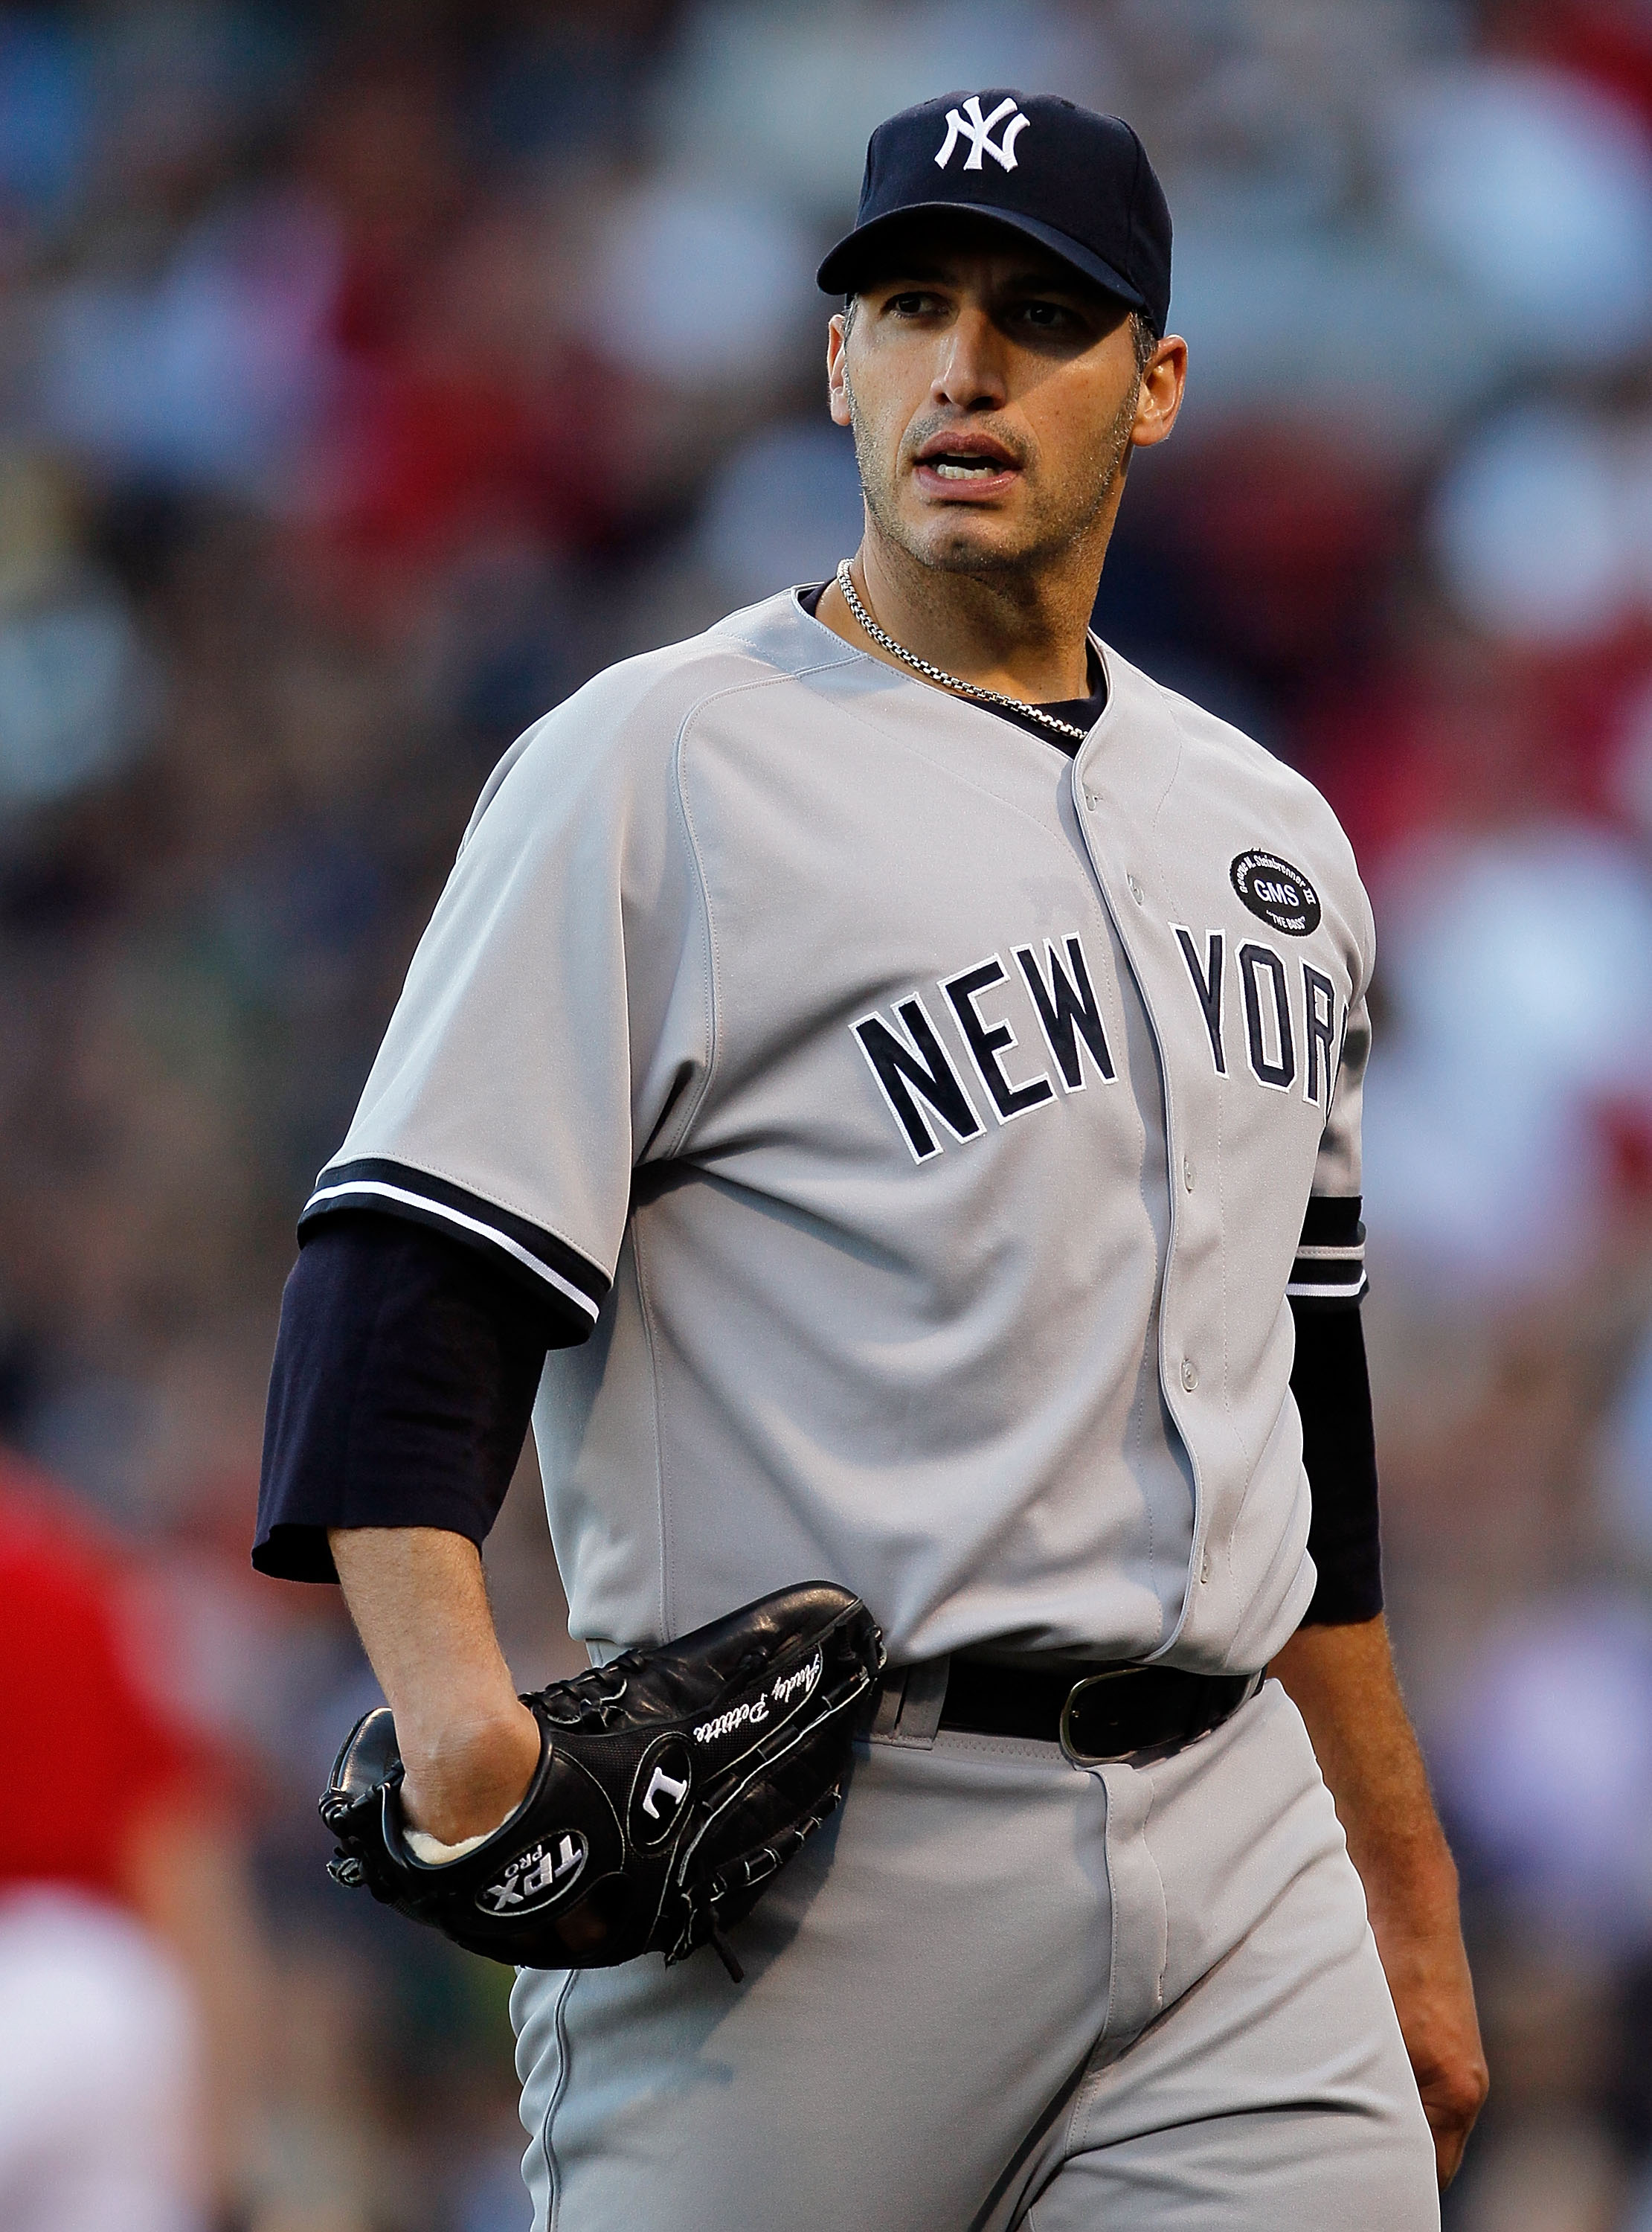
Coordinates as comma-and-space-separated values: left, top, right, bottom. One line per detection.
843, 368, 1140, 586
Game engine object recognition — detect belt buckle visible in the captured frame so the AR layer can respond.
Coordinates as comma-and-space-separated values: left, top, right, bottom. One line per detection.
1058, 1664, 1145, 1766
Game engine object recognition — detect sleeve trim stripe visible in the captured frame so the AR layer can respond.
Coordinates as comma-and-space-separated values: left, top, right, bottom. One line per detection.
304, 1181, 602, 1319
300, 1161, 608, 1317
1292, 1243, 1366, 1263
1287, 1273, 1369, 1302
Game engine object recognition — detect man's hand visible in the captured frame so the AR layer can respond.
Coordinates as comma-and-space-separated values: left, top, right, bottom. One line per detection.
330, 1527, 541, 1846
1366, 1885, 1488, 2191
1270, 1617, 1488, 2189
398, 1698, 543, 1848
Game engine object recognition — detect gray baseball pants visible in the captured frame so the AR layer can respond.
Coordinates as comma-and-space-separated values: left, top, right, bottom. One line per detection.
511, 1676, 1439, 2231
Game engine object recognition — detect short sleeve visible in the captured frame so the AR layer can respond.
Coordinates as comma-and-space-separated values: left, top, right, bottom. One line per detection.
298, 690, 713, 1338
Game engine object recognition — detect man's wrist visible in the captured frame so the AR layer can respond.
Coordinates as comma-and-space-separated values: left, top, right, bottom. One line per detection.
399, 1699, 541, 1844
1363, 1874, 1465, 1963
1346, 1807, 1459, 1914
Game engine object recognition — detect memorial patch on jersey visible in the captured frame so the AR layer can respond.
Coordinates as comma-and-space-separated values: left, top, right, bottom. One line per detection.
1230, 851, 1321, 937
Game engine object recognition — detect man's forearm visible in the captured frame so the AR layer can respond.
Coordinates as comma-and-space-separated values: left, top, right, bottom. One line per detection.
330, 1526, 541, 1845
1270, 1615, 1488, 2187
1271, 1617, 1455, 1928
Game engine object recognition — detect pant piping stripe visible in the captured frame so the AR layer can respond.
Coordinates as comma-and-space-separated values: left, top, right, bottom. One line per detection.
538, 1970, 579, 2232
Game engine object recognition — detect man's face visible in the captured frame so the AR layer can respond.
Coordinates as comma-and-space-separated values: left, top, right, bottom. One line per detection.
826, 220, 1179, 582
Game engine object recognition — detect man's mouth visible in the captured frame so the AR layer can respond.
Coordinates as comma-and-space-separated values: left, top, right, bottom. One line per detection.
929, 455, 1006, 480
912, 437, 1022, 496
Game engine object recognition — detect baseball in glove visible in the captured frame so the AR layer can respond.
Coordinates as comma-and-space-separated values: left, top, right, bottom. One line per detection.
318, 1581, 884, 1981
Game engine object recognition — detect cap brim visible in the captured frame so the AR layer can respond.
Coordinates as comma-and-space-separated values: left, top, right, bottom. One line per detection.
816, 202, 1150, 324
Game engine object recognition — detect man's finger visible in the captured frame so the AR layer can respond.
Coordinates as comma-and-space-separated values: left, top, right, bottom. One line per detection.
1419, 2055, 1489, 2189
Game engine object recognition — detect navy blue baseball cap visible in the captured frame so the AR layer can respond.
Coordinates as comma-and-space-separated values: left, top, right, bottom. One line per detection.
817, 91, 1171, 336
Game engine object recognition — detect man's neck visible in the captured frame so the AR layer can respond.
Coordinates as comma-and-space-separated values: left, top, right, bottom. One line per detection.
814, 539, 1099, 705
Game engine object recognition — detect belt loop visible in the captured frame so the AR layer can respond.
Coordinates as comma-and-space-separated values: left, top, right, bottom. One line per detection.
868, 1667, 907, 1740
875, 1655, 949, 1749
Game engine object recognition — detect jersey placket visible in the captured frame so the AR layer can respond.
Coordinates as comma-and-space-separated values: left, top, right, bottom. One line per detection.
1068, 725, 1229, 1663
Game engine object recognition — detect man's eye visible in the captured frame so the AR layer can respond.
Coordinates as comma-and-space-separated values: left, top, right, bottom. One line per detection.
888, 292, 938, 315
1018, 301, 1073, 328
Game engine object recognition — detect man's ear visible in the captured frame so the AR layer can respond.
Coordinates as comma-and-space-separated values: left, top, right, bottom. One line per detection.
826, 313, 854, 429
1131, 334, 1187, 451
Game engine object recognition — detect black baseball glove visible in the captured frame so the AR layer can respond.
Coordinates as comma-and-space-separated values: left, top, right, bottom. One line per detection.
318, 1581, 884, 1979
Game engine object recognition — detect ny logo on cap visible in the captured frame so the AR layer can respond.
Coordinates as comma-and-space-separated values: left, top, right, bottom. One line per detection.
934, 96, 1030, 173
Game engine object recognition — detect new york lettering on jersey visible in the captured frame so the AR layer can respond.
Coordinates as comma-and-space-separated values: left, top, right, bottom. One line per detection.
852, 932, 1113, 1162
850, 905, 1350, 1167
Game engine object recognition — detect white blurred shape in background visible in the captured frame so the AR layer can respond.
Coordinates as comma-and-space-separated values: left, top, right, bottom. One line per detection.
653, 0, 1109, 217
579, 180, 814, 384
0, 451, 161, 809
1598, 1324, 1652, 1568
0, 1888, 205, 2232
1384, 62, 1652, 366
1363, 824, 1652, 1291
1433, 1594, 1652, 1954
696, 422, 864, 604
1429, 405, 1651, 645
39, 191, 341, 498
0, 586, 158, 806
1166, 222, 1500, 448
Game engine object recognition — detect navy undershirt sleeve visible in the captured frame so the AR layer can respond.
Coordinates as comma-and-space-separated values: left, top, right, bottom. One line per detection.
254, 1213, 559, 1584
1291, 1302, 1383, 1625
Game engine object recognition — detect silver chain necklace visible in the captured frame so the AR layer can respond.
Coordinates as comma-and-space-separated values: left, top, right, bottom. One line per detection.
835, 561, 1089, 743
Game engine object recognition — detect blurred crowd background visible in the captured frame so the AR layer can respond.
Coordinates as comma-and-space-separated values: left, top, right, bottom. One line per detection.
1, 1, 1651, 2228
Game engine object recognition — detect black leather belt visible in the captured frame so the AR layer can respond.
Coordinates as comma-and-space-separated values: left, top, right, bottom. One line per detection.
939, 1656, 1260, 1764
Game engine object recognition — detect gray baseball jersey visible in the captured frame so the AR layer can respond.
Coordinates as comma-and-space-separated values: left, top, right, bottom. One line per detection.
301, 588, 1372, 1672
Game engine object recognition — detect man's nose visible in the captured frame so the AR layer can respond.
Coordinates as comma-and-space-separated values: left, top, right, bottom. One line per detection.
932, 305, 1009, 411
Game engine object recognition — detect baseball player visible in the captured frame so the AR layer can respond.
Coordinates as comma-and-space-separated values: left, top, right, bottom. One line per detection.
257, 92, 1486, 2230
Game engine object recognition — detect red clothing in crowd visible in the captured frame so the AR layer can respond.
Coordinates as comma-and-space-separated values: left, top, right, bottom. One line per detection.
0, 1458, 207, 1902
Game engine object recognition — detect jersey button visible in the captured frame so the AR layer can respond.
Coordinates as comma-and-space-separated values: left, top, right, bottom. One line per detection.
1183, 1155, 1195, 1191
1180, 1358, 1198, 1393
1127, 874, 1145, 905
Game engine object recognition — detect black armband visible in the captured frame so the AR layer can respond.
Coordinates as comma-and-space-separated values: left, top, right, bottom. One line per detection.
254, 1212, 557, 1583
1291, 1298, 1383, 1626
